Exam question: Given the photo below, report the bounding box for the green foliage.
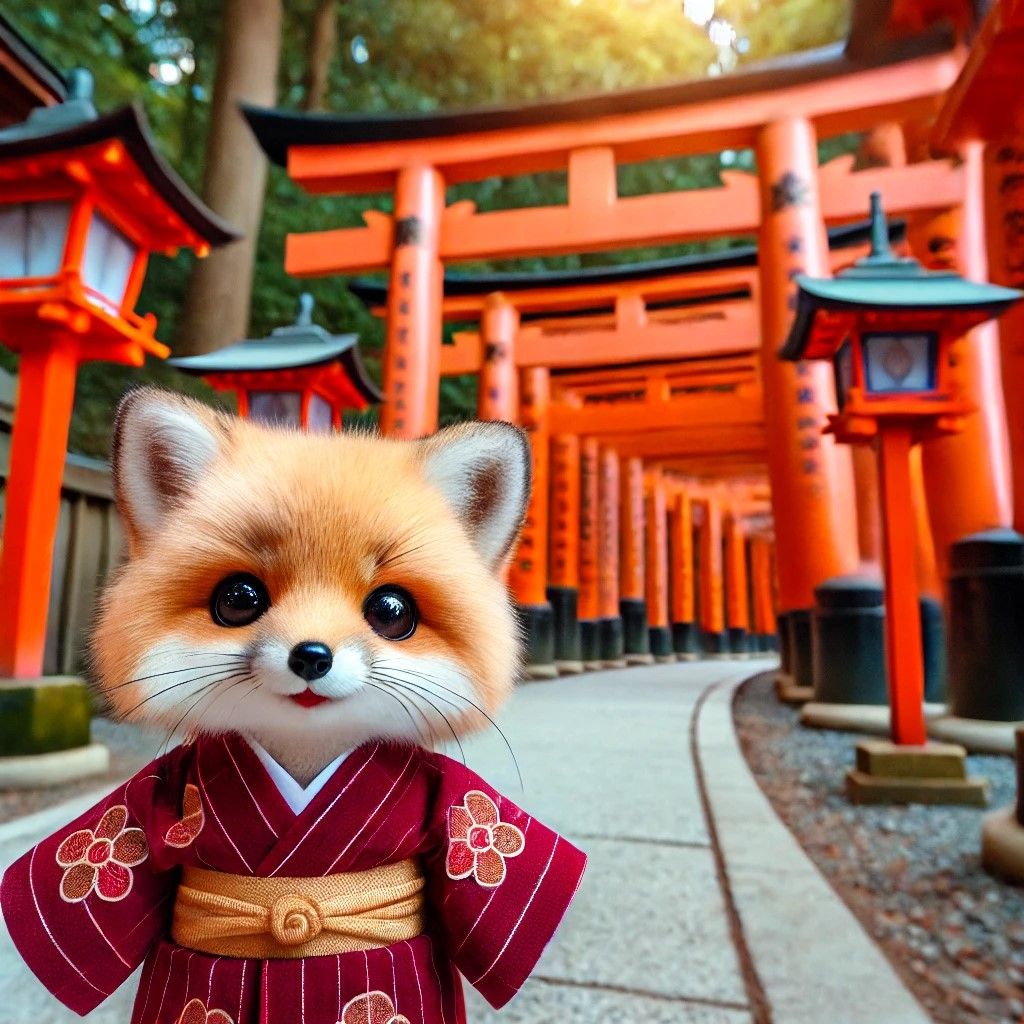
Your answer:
[3,0,852,454]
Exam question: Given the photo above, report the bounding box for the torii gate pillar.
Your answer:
[646,468,674,663]
[598,446,626,667]
[548,434,584,674]
[621,457,654,665]
[697,495,727,656]
[750,535,778,652]
[508,367,557,679]
[909,142,1014,574]
[477,293,519,421]
[724,511,751,655]
[756,117,859,686]
[382,165,444,438]
[579,437,602,669]
[670,490,700,659]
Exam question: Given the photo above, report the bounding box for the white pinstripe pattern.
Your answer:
[27,847,107,998]
[137,943,162,1022]
[238,960,248,1024]
[321,750,416,874]
[381,819,419,864]
[154,948,179,1024]
[184,950,196,1005]
[84,900,132,969]
[301,957,306,1024]
[336,953,343,1020]
[124,891,173,941]
[428,936,448,1024]
[269,743,381,876]
[363,950,371,1000]
[196,750,252,873]
[471,835,561,986]
[207,956,221,1000]
[406,940,426,1024]
[386,944,398,1011]
[225,740,279,837]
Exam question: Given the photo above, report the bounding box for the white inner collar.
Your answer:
[247,739,352,815]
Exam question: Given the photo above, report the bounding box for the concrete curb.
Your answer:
[695,673,932,1024]
[928,714,1018,755]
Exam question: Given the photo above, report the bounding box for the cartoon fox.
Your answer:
[1,388,586,1024]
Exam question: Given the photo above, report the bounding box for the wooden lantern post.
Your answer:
[782,193,1020,804]
[170,293,381,430]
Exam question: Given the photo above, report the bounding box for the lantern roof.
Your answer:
[0,13,66,122]
[170,294,382,405]
[780,193,1022,361]
[0,69,237,250]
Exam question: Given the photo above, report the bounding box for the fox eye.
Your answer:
[211,574,270,627]
[363,586,418,641]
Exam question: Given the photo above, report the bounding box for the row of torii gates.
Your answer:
[243,3,1024,688]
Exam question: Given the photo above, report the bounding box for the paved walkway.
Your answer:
[0,660,931,1023]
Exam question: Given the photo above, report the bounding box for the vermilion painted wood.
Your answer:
[750,535,778,636]
[877,427,929,745]
[577,438,601,622]
[285,51,962,192]
[620,458,646,602]
[597,447,621,621]
[756,116,859,613]
[0,338,78,676]
[548,435,580,590]
[508,368,550,608]
[645,471,670,631]
[910,445,942,599]
[911,143,1014,579]
[697,495,726,637]
[477,294,519,422]
[670,491,696,626]
[724,512,751,633]
[380,165,444,438]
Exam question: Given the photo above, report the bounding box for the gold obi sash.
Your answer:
[171,860,425,959]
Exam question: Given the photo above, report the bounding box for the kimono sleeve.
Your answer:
[424,755,586,1009]
[0,749,188,1016]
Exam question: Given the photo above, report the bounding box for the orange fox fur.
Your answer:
[91,389,530,785]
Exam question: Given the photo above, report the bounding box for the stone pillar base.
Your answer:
[599,617,626,668]
[649,625,675,663]
[0,743,109,789]
[547,586,583,667]
[621,598,651,660]
[846,739,989,806]
[625,653,656,666]
[776,673,814,705]
[701,631,729,656]
[556,660,585,675]
[515,604,557,680]
[579,619,601,669]
[982,806,1024,882]
[672,621,700,657]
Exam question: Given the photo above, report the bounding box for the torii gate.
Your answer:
[245,10,1008,693]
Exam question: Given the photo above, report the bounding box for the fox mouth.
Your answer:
[289,689,331,709]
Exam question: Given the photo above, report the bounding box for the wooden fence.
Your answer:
[0,369,123,676]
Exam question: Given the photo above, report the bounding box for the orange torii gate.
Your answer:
[347,222,898,671]
[244,10,1009,689]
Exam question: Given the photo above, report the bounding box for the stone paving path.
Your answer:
[0,659,930,1023]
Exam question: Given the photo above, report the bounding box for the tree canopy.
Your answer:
[4,0,850,455]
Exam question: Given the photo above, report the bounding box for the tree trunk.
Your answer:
[303,0,337,112]
[176,0,283,355]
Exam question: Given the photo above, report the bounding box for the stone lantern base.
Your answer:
[0,676,109,788]
[846,738,988,806]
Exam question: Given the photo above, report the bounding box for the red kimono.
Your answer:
[1,737,586,1023]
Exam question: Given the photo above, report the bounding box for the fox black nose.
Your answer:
[288,642,333,682]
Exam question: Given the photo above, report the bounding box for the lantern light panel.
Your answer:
[862,332,937,395]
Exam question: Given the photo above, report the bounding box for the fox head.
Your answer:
[91,388,530,775]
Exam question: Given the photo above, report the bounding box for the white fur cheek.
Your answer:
[110,637,248,725]
[369,652,483,738]
[250,640,368,699]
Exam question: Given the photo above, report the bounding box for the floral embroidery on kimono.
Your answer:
[1,736,586,1023]
[164,783,204,848]
[55,804,148,903]
[446,790,525,887]
[339,990,411,1024]
[177,998,234,1024]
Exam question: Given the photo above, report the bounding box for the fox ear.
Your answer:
[112,388,226,549]
[418,421,532,569]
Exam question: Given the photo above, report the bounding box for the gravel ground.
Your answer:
[735,673,1024,1024]
[0,718,164,825]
